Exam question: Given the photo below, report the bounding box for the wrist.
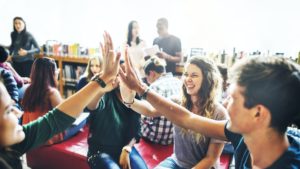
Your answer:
[99,75,110,85]
[139,87,150,100]
[122,145,132,153]
[136,84,147,96]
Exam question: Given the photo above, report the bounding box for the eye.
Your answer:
[4,106,13,115]
[183,73,188,77]
[191,74,198,78]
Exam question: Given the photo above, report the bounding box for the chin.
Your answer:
[16,131,26,144]
[227,121,241,133]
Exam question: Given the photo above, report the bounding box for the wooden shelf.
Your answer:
[36,55,89,97]
[36,54,184,97]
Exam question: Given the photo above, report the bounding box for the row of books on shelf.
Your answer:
[63,64,86,87]
[42,41,101,57]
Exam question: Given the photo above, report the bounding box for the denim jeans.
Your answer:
[88,147,147,169]
[155,157,186,169]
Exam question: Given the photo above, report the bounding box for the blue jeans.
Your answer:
[88,147,147,169]
[130,147,148,169]
[155,157,186,169]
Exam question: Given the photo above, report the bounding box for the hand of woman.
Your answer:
[119,48,144,94]
[18,48,28,56]
[99,31,121,84]
[119,146,131,169]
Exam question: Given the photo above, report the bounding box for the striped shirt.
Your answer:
[0,68,19,102]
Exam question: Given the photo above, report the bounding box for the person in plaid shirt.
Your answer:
[140,56,182,145]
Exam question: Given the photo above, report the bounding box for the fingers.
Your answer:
[124,47,132,73]
[119,68,126,81]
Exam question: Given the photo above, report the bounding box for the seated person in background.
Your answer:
[0,46,30,87]
[0,31,121,169]
[76,56,102,91]
[86,60,146,169]
[120,54,300,168]
[0,67,19,107]
[22,57,64,145]
[141,56,182,145]
[120,55,228,168]
[217,64,229,102]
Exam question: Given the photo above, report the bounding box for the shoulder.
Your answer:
[48,87,61,98]
[169,35,180,40]
[212,103,229,120]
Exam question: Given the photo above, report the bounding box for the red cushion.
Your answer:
[134,138,232,169]
[27,126,89,169]
[134,139,173,169]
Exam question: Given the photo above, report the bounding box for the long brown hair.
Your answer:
[181,56,222,141]
[22,57,58,112]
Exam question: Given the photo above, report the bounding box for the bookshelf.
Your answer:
[36,55,89,97]
[37,55,185,98]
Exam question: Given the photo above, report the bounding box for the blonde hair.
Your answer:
[84,56,102,81]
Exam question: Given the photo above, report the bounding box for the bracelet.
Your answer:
[139,87,150,100]
[123,99,134,108]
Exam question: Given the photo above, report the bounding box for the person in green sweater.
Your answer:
[86,60,147,169]
[0,32,120,169]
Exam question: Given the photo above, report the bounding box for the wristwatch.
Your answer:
[91,76,106,88]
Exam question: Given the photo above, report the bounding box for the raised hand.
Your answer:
[100,31,121,84]
[119,47,145,94]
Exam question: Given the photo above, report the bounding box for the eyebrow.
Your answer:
[4,101,14,112]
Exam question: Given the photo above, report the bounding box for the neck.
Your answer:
[244,129,289,168]
[132,36,137,42]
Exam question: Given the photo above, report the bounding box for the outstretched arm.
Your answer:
[119,49,227,141]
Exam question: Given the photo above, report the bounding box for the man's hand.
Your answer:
[156,51,168,59]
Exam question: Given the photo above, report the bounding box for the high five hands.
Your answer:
[119,47,146,96]
[99,31,121,91]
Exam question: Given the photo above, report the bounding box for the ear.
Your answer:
[253,104,271,127]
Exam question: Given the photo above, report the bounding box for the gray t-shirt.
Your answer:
[172,103,228,169]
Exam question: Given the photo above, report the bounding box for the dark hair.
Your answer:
[182,56,222,117]
[126,21,140,47]
[22,58,58,112]
[12,17,26,33]
[157,18,168,28]
[0,47,8,63]
[143,57,165,75]
[217,64,228,92]
[229,56,300,133]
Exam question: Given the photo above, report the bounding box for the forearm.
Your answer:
[26,48,40,55]
[57,79,107,118]
[138,87,227,140]
[165,52,182,63]
[130,99,160,117]
[86,90,105,110]
[192,157,216,169]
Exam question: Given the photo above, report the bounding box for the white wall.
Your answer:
[1,0,300,57]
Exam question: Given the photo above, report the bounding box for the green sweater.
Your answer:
[88,90,141,161]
